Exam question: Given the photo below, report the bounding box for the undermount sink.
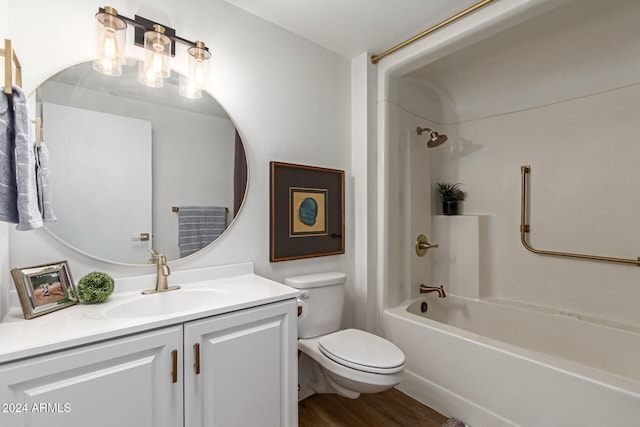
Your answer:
[100,288,226,319]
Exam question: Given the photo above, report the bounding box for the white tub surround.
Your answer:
[385,297,640,427]
[374,2,640,425]
[0,263,299,427]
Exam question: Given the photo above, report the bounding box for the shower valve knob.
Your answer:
[415,234,438,257]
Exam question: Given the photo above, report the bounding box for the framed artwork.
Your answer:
[270,162,345,262]
[11,261,79,319]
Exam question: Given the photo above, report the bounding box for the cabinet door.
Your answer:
[184,299,297,427]
[0,326,183,427]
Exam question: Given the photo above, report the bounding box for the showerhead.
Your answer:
[427,132,447,148]
[417,127,448,148]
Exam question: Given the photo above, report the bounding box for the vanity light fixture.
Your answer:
[93,6,211,95]
[179,41,211,99]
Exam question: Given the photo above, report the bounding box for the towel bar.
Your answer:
[172,206,228,212]
[0,39,22,95]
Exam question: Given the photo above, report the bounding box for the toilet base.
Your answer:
[298,335,403,400]
[309,358,361,399]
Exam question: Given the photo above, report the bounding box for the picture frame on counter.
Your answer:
[10,261,79,319]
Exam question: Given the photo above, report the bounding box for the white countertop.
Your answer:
[0,263,299,364]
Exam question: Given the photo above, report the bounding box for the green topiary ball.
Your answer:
[77,272,115,304]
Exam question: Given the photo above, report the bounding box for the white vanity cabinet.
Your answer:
[0,298,298,427]
[0,326,184,427]
[184,299,298,427]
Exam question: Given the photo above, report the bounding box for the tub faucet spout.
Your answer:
[420,284,446,298]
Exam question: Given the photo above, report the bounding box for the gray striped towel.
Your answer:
[178,206,227,257]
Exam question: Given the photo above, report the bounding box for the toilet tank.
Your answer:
[284,272,346,339]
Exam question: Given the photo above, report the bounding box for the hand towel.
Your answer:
[178,206,227,257]
[0,89,19,223]
[12,86,43,230]
[35,142,56,222]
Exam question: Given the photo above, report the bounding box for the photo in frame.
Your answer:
[270,162,345,262]
[11,261,79,319]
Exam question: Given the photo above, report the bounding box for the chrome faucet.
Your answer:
[142,249,181,294]
[419,284,446,298]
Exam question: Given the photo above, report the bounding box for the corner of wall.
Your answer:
[351,52,379,332]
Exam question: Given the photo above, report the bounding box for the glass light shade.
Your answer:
[186,41,211,89]
[138,25,171,87]
[138,60,164,88]
[179,74,201,99]
[93,7,126,76]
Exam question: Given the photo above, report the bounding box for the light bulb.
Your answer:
[193,59,206,88]
[152,51,164,74]
[99,31,118,72]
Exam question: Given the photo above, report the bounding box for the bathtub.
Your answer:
[383,296,640,427]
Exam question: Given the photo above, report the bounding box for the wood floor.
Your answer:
[298,388,448,427]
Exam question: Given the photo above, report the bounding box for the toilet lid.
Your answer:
[318,329,405,374]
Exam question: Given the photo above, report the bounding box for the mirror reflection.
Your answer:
[35,60,247,265]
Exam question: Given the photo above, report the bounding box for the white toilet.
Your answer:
[285,272,405,399]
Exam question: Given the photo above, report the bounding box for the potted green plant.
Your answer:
[436,182,466,215]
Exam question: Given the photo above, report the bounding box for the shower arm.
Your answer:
[520,165,640,267]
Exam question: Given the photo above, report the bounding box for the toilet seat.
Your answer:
[318,329,405,374]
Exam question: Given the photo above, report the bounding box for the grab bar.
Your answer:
[520,165,640,267]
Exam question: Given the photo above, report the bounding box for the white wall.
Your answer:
[2,0,352,318]
[394,0,640,326]
[350,53,378,331]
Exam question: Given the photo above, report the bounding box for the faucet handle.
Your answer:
[161,262,171,277]
[415,234,439,257]
[147,248,161,263]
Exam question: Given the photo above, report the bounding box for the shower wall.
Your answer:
[393,0,640,327]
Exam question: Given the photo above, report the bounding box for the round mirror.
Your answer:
[34,59,247,265]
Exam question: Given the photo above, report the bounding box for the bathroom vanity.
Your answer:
[0,263,299,427]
